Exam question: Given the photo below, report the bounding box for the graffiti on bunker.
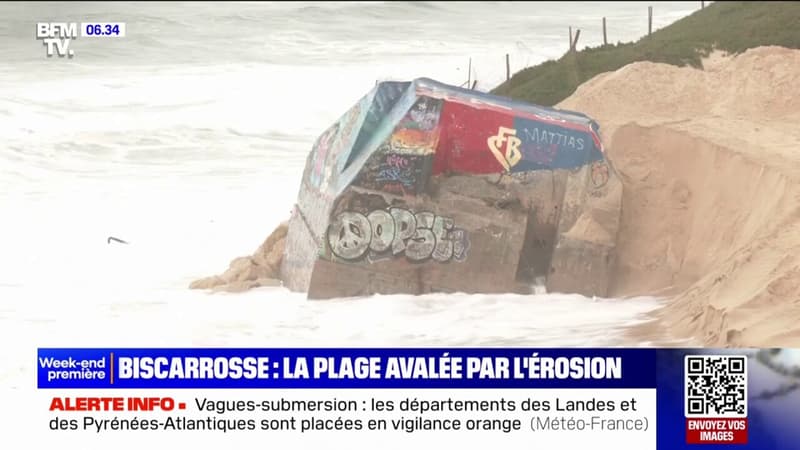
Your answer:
[308,123,340,190]
[487,126,523,171]
[326,207,470,263]
[432,99,603,175]
[401,96,442,132]
[381,97,443,155]
[355,152,429,195]
[344,81,410,170]
[591,160,610,188]
[307,100,364,191]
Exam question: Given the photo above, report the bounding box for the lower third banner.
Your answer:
[35,348,800,449]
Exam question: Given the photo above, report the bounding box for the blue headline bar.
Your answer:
[37,348,655,389]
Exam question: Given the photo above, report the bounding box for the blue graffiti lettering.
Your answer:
[375,167,415,188]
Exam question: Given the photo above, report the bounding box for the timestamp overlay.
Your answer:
[80,22,126,38]
[35,22,125,58]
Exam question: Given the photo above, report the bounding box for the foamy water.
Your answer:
[0,2,701,396]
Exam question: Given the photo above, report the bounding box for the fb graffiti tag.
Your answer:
[327,208,470,262]
[487,126,522,171]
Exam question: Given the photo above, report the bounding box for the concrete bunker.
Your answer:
[279,78,623,299]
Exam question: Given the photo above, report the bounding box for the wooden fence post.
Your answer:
[505,53,510,81]
[571,29,581,51]
[569,26,573,51]
[648,6,653,35]
[603,17,607,45]
[467,57,471,88]
[701,1,705,9]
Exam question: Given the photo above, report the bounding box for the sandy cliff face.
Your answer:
[558,46,800,347]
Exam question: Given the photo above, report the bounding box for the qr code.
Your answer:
[684,355,747,418]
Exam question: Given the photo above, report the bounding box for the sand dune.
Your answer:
[558,46,800,347]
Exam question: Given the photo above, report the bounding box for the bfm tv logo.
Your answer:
[36,22,77,57]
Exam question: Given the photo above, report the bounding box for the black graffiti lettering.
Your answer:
[390,208,416,255]
[451,229,470,262]
[367,210,394,252]
[431,216,454,262]
[407,212,436,261]
[327,208,469,262]
[327,212,371,260]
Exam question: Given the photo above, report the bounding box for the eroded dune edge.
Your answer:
[558,46,800,347]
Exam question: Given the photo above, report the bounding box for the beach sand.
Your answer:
[558,46,800,347]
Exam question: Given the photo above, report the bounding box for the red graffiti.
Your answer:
[432,101,509,175]
[591,161,610,188]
